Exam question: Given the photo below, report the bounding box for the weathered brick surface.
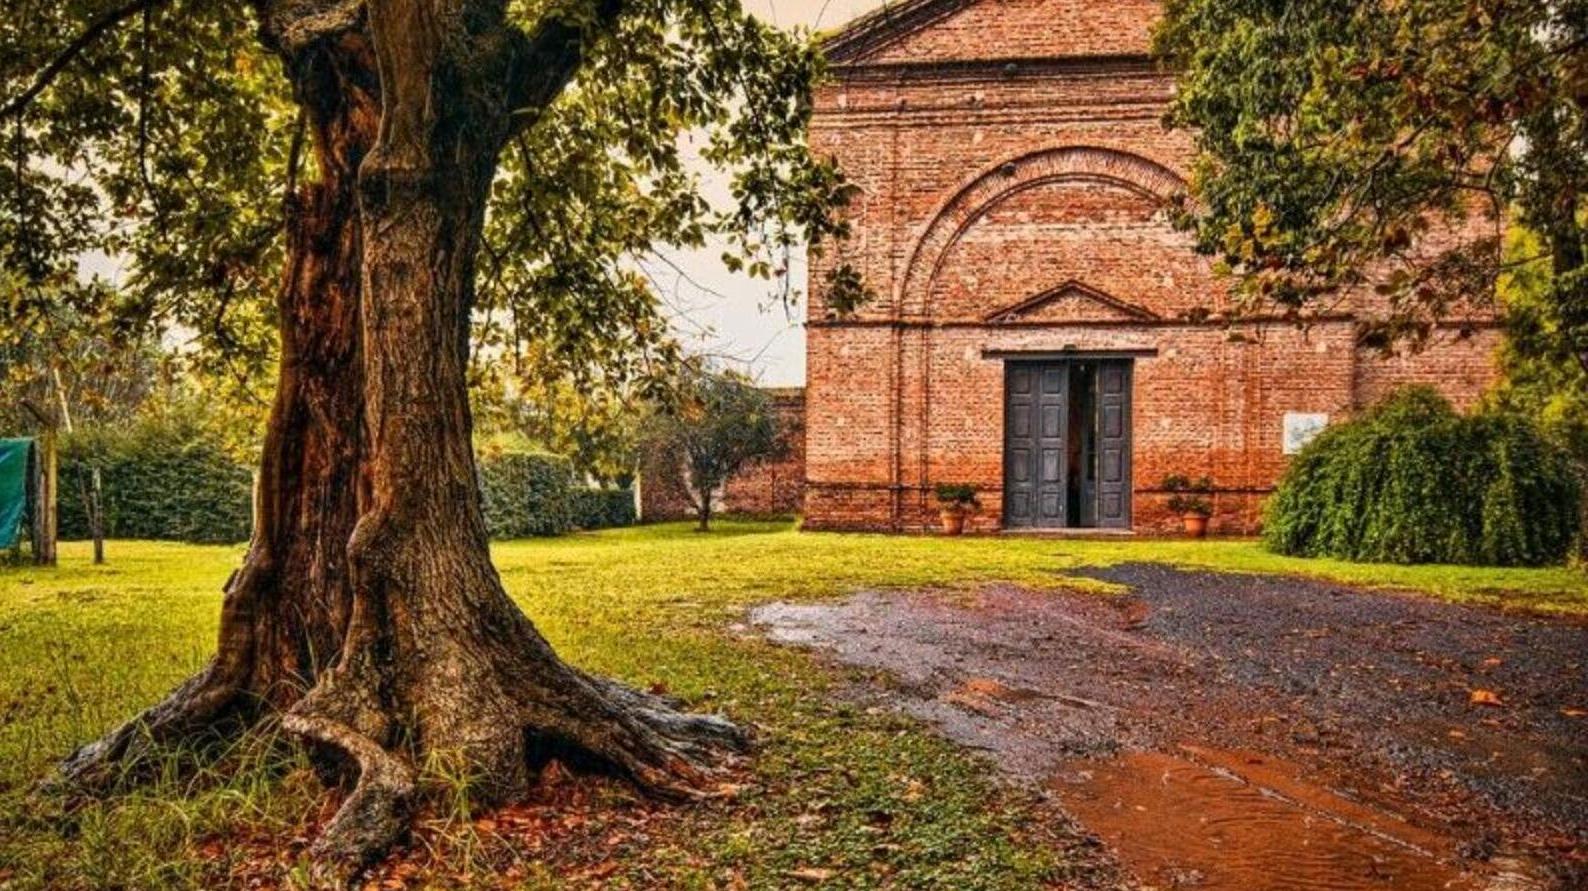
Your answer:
[804,0,1500,534]
[836,0,1159,64]
[639,389,806,521]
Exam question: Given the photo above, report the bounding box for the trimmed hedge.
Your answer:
[570,488,636,530]
[1264,388,1580,566]
[55,422,604,543]
[477,450,574,538]
[58,421,253,544]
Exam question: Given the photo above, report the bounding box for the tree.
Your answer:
[3,0,859,881]
[646,367,783,531]
[1492,227,1588,460]
[1155,0,1587,370]
[472,339,649,487]
[0,278,163,564]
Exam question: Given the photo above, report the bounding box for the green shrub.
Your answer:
[569,488,636,530]
[58,418,253,544]
[477,450,574,538]
[934,483,980,508]
[1264,388,1580,566]
[1162,475,1215,517]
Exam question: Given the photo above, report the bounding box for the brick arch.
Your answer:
[898,146,1188,318]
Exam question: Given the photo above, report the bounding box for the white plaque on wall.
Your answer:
[1283,412,1330,455]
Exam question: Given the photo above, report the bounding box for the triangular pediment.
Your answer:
[823,0,965,63]
[823,0,1159,66]
[985,281,1161,324]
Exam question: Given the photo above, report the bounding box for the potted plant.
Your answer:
[1162,475,1215,538]
[934,483,980,535]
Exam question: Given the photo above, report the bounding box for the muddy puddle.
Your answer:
[1053,746,1500,891]
[749,565,1586,889]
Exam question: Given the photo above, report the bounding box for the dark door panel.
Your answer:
[1096,361,1132,528]
[1003,365,1038,527]
[1004,362,1068,528]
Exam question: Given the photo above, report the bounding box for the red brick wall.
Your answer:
[640,389,806,522]
[803,0,1501,535]
[850,0,1160,65]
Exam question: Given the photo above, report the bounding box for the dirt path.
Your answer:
[751,564,1588,890]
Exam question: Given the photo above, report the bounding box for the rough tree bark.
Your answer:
[55,9,378,792]
[52,0,746,883]
[694,486,714,532]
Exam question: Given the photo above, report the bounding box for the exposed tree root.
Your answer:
[49,643,750,889]
[46,566,274,796]
[574,673,751,795]
[49,665,246,795]
[48,545,747,891]
[268,672,748,885]
[283,709,416,888]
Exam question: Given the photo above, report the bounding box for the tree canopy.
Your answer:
[1156,0,1587,367]
[643,365,783,530]
[3,0,860,404]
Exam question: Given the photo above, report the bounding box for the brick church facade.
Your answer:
[801,0,1500,534]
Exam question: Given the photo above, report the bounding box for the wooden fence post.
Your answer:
[34,431,57,566]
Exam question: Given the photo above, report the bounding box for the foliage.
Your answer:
[0,284,163,437]
[1490,226,1588,461]
[3,0,865,431]
[933,483,980,510]
[56,411,252,544]
[473,348,646,487]
[642,367,783,530]
[569,487,636,531]
[1265,388,1580,566]
[1162,475,1214,517]
[475,447,575,539]
[2,3,292,381]
[1156,0,1588,366]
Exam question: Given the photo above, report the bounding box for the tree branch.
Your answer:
[0,0,170,120]
[507,0,626,135]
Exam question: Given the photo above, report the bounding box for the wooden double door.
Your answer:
[1003,359,1132,529]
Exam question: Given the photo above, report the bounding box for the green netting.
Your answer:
[0,439,31,548]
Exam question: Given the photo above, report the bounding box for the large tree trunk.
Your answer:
[53,2,744,884]
[54,26,378,787]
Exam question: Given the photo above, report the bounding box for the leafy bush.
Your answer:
[934,483,980,509]
[58,417,253,544]
[477,450,574,538]
[569,488,636,530]
[1162,475,1214,517]
[1264,388,1580,566]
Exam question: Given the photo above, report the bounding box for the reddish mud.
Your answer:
[1055,747,1483,891]
[750,563,1587,890]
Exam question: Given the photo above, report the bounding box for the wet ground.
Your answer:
[750,564,1588,890]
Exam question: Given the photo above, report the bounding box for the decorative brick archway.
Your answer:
[898,146,1187,319]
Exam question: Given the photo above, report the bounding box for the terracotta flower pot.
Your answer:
[940,507,968,536]
[1182,513,1209,538]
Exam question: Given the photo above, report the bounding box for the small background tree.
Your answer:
[645,368,783,531]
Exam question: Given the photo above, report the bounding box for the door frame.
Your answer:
[1000,356,1134,530]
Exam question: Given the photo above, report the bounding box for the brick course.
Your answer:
[804,0,1500,534]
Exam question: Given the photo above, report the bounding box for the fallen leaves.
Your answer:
[1469,689,1504,707]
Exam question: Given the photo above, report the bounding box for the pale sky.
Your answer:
[666,0,888,386]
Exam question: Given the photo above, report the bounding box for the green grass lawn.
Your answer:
[1,521,1582,889]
